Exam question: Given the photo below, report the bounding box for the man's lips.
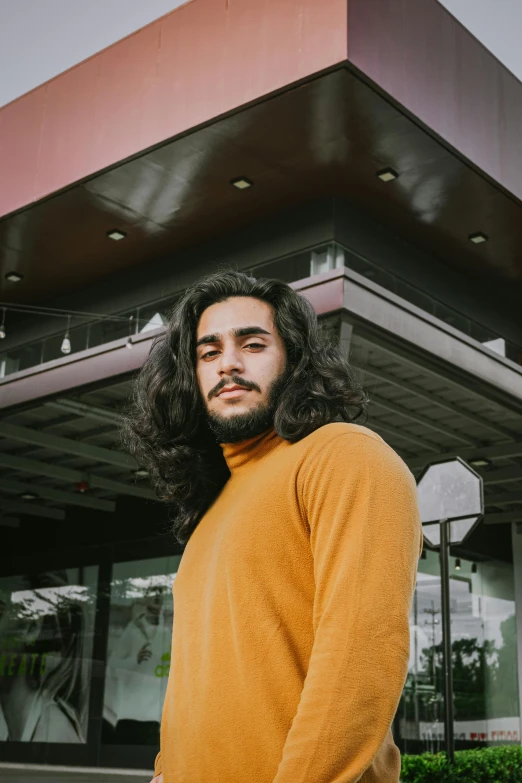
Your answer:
[217,386,250,399]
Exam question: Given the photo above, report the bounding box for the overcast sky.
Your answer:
[0,0,521,108]
[438,0,522,82]
[0,0,186,107]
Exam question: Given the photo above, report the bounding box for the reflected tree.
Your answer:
[418,618,519,721]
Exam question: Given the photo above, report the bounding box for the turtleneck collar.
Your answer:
[221,427,284,476]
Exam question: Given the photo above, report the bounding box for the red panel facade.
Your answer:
[347,0,522,203]
[0,0,348,219]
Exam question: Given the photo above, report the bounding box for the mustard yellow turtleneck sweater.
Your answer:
[155,422,422,783]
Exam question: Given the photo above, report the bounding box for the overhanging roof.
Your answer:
[1,0,522,305]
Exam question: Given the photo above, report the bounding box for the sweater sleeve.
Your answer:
[154,750,162,777]
[272,432,422,783]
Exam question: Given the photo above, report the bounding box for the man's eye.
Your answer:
[201,343,265,359]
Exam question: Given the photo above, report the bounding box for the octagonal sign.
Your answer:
[417,457,484,547]
[421,516,482,547]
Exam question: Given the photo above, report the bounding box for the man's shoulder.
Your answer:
[300,421,386,452]
[296,422,413,481]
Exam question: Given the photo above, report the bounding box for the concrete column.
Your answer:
[339,316,354,358]
[511,523,522,744]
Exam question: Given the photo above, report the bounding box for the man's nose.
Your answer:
[219,345,245,375]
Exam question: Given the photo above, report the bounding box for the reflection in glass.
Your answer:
[102,556,181,746]
[397,552,521,753]
[0,567,98,743]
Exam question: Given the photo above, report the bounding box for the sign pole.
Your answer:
[439,518,455,762]
[417,457,484,763]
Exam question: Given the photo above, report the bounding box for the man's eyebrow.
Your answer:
[196,326,271,348]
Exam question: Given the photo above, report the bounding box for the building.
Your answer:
[0,0,521,775]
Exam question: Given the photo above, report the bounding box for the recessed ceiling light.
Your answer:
[19,492,38,501]
[468,458,492,470]
[107,229,127,241]
[231,177,253,190]
[376,167,399,182]
[133,468,149,479]
[468,232,488,244]
[5,271,24,283]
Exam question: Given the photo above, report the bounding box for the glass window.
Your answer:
[0,566,98,743]
[459,559,520,745]
[397,550,520,753]
[102,556,181,746]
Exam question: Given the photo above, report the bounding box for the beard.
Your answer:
[206,366,291,444]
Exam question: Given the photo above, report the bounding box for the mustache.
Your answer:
[209,375,261,400]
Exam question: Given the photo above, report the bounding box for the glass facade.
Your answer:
[398,551,520,753]
[0,566,98,743]
[0,540,518,765]
[102,556,180,747]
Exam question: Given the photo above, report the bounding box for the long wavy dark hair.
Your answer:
[122,268,369,546]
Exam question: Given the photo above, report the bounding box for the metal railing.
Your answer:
[1,242,520,379]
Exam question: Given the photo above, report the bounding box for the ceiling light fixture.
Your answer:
[107,229,127,241]
[468,232,488,244]
[376,167,399,182]
[231,177,253,190]
[133,468,149,479]
[0,308,5,339]
[61,316,72,355]
[20,492,38,501]
[468,458,492,470]
[455,558,461,571]
[5,271,24,283]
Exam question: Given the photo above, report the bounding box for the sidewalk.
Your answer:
[0,764,151,783]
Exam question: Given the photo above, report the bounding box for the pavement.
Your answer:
[0,764,152,783]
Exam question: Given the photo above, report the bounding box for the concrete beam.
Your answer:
[407,441,522,472]
[0,478,115,513]
[0,330,158,412]
[370,391,475,446]
[0,422,135,469]
[1,499,65,521]
[45,399,123,425]
[485,510,522,525]
[0,453,155,501]
[485,490,522,507]
[337,270,522,406]
[359,360,517,441]
[369,419,440,452]
[482,466,522,485]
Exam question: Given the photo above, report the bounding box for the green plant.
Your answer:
[401,746,522,782]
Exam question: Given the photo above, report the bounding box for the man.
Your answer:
[104,585,168,745]
[123,269,422,783]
